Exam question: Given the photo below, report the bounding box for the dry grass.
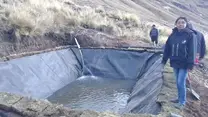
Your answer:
[0,0,206,45]
[0,0,158,41]
[1,0,173,57]
[157,27,171,44]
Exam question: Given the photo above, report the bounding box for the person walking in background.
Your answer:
[161,17,196,109]
[149,24,159,47]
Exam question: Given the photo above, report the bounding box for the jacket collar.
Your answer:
[172,27,193,34]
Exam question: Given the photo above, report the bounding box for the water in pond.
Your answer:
[47,76,136,113]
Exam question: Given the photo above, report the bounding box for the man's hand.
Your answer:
[198,59,205,68]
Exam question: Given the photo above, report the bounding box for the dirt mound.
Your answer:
[0,27,149,58]
[184,63,208,117]
[185,88,208,117]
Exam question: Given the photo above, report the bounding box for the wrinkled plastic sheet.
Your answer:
[124,57,163,114]
[76,48,163,114]
[0,47,163,114]
[0,49,81,98]
[72,48,155,80]
[0,109,23,117]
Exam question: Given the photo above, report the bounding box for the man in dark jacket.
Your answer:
[186,23,206,61]
[149,25,159,46]
[186,23,206,89]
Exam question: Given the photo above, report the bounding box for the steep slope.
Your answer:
[1,0,208,58]
[73,0,208,31]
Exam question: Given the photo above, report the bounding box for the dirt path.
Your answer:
[184,61,208,117]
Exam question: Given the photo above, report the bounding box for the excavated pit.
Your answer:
[0,47,163,115]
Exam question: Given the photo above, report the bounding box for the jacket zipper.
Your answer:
[172,44,175,56]
[185,45,187,57]
[176,44,179,56]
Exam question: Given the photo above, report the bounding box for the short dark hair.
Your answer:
[175,17,188,25]
[152,24,155,27]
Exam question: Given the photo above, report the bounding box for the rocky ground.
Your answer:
[184,60,208,117]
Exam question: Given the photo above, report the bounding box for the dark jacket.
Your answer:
[186,23,206,59]
[149,28,159,37]
[191,30,206,59]
[162,28,196,69]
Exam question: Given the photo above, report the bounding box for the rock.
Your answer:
[170,113,182,117]
[0,92,22,111]
[12,97,50,117]
[42,104,64,116]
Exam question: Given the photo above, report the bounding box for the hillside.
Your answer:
[0,0,208,57]
[0,1,208,116]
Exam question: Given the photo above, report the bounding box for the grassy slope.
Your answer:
[0,0,173,45]
[1,0,207,52]
[0,0,155,39]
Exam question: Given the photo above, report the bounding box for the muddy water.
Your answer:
[47,76,136,113]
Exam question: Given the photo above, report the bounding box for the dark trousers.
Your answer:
[151,36,158,44]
